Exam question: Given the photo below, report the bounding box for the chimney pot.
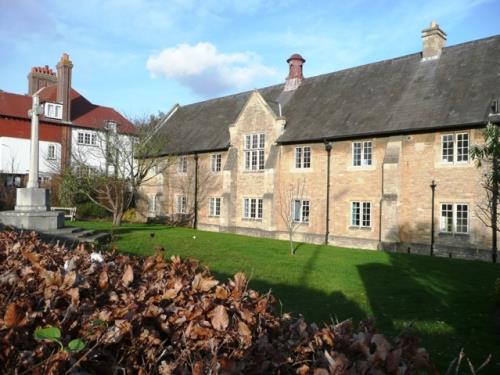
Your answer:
[421,21,447,60]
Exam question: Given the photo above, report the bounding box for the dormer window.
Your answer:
[44,102,63,119]
[106,121,117,133]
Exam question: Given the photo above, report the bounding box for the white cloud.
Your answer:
[146,42,276,96]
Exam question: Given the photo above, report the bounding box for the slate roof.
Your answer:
[157,35,500,155]
[0,88,135,134]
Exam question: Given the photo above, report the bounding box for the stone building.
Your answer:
[139,23,500,260]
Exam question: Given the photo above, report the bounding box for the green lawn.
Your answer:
[70,220,500,372]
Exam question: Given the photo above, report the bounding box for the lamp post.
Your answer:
[430,180,437,256]
[324,141,332,244]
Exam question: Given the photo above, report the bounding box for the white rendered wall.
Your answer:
[0,137,61,175]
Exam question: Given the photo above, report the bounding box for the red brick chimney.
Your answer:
[56,53,73,122]
[27,65,57,95]
[284,53,305,91]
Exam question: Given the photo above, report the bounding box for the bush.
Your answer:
[122,208,139,223]
[76,202,110,219]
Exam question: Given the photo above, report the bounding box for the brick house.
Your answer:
[139,23,500,260]
[0,53,135,188]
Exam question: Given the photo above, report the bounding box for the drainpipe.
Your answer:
[430,180,437,256]
[193,153,199,229]
[324,141,332,244]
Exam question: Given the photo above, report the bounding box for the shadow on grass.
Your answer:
[358,253,500,373]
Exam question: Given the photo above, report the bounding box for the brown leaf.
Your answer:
[67,287,80,305]
[122,264,134,287]
[192,273,218,292]
[215,286,229,300]
[192,361,203,375]
[4,303,23,328]
[99,270,109,289]
[296,364,310,375]
[62,270,77,288]
[210,305,229,331]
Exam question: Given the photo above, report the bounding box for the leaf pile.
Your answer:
[0,231,435,374]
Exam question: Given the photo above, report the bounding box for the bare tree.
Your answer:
[278,178,307,255]
[470,121,500,263]
[61,113,172,226]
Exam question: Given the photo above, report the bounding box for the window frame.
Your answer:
[44,102,63,120]
[47,144,56,160]
[209,197,221,217]
[292,199,310,223]
[211,153,222,172]
[441,132,469,164]
[440,203,469,234]
[243,197,263,220]
[77,130,98,146]
[352,141,372,167]
[351,201,371,228]
[294,146,311,169]
[175,195,187,214]
[244,133,265,171]
[177,156,188,174]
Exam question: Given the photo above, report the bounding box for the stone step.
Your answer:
[82,232,111,243]
[45,227,83,235]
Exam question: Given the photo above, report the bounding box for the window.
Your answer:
[351,201,371,227]
[243,198,263,219]
[211,154,222,172]
[209,197,221,217]
[293,199,310,223]
[244,134,265,171]
[295,146,311,168]
[352,141,372,166]
[176,195,187,214]
[440,203,469,234]
[47,144,56,160]
[149,195,157,214]
[77,131,97,146]
[177,156,187,173]
[44,102,63,119]
[441,133,469,163]
[106,121,117,133]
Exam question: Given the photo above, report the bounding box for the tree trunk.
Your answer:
[112,210,123,227]
[289,232,295,255]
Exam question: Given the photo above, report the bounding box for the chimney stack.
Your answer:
[27,65,57,95]
[421,21,447,60]
[284,53,305,91]
[56,53,73,122]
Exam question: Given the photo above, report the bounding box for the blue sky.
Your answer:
[1,0,500,119]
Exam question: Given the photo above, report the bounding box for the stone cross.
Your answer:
[27,89,43,188]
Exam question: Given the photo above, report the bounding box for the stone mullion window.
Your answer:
[352,141,372,166]
[209,197,221,216]
[176,195,187,214]
[211,154,222,172]
[293,199,310,223]
[244,134,265,171]
[243,198,263,219]
[440,203,469,234]
[295,146,311,168]
[351,201,371,227]
[441,133,469,164]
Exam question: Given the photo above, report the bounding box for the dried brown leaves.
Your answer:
[0,231,436,374]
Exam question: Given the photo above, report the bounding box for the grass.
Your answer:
[70,220,500,372]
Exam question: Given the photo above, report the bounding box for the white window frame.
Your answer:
[441,132,469,164]
[149,194,157,214]
[352,141,372,167]
[292,199,310,223]
[77,130,98,146]
[211,154,222,172]
[47,144,56,160]
[243,198,263,219]
[209,197,221,217]
[244,134,265,171]
[295,146,311,169]
[351,201,371,228]
[440,203,469,234]
[176,195,187,214]
[177,156,187,174]
[44,102,63,120]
